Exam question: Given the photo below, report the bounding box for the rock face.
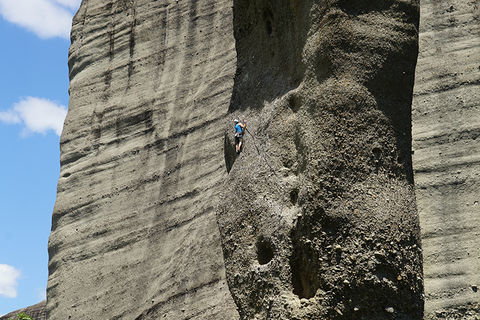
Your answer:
[0,301,46,320]
[47,0,239,319]
[48,0,423,319]
[412,0,480,318]
[218,0,423,319]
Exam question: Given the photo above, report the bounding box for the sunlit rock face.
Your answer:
[47,0,239,319]
[413,0,480,318]
[47,0,424,319]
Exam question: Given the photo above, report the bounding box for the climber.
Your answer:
[233,119,246,154]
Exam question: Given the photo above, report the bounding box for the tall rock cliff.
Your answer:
[218,0,423,319]
[412,0,480,318]
[47,0,239,319]
[48,0,423,319]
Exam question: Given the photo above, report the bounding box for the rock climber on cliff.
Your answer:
[234,119,246,154]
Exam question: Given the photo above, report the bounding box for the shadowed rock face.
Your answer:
[413,0,480,318]
[47,0,423,319]
[218,0,423,319]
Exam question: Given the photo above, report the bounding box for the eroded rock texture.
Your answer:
[413,0,480,318]
[47,0,239,319]
[48,0,424,319]
[218,0,423,319]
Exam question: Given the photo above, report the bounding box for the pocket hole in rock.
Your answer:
[257,237,274,265]
[290,247,319,299]
[288,94,302,113]
[290,188,299,205]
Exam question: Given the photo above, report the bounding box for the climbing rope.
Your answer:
[244,126,278,177]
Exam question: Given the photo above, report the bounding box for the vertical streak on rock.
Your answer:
[152,4,168,91]
[218,0,423,319]
[127,3,136,83]
[104,1,115,101]
[47,0,239,319]
[413,0,480,318]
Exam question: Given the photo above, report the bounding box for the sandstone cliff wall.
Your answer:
[412,0,480,318]
[47,0,239,319]
[47,0,423,319]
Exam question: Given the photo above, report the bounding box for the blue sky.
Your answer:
[0,0,80,315]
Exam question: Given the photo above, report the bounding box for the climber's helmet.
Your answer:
[234,119,239,123]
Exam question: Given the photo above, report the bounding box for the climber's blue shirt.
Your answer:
[235,123,243,134]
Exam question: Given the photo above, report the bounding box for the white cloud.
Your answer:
[0,111,20,124]
[53,0,82,10]
[0,0,81,39]
[0,265,21,298]
[0,97,67,136]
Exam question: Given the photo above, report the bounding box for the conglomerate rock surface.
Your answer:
[47,0,424,319]
[412,0,480,318]
[218,0,423,319]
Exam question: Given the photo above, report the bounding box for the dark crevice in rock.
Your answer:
[256,237,274,265]
[289,188,299,205]
[224,132,237,173]
[293,130,307,174]
[289,208,328,300]
[290,243,319,299]
[287,93,302,113]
